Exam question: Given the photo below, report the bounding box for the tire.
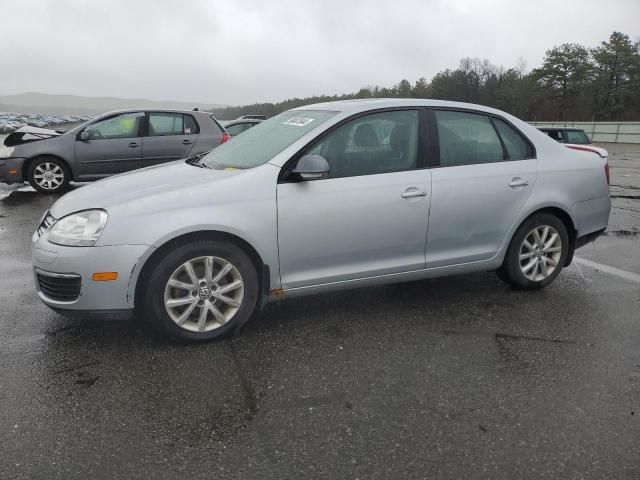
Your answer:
[28,156,71,193]
[497,213,569,290]
[140,240,259,341]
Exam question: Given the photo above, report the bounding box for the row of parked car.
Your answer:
[0,110,605,195]
[0,110,265,193]
[1,99,611,341]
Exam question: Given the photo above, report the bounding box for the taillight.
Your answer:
[567,145,596,154]
[604,162,610,185]
[566,145,606,158]
[221,132,230,144]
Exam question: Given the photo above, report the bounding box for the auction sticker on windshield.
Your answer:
[283,117,315,127]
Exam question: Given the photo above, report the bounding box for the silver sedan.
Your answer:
[32,99,611,341]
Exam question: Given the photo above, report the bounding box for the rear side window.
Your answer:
[183,115,199,135]
[148,113,199,136]
[435,110,503,167]
[493,118,533,160]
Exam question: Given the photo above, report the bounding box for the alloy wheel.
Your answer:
[33,162,65,190]
[519,225,563,282]
[163,256,245,332]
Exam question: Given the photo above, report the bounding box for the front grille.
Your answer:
[36,210,56,238]
[37,272,81,302]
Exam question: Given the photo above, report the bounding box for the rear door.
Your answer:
[426,109,537,268]
[142,112,200,166]
[75,112,144,177]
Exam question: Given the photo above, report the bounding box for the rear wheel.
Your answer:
[28,157,70,193]
[141,240,259,341]
[497,213,569,290]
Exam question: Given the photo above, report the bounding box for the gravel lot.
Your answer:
[1,144,639,479]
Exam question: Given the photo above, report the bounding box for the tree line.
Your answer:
[211,32,640,122]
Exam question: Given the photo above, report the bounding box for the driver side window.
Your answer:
[86,112,144,140]
[305,110,419,179]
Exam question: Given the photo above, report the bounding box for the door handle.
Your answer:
[401,189,427,199]
[509,177,529,188]
[128,142,138,148]
[182,140,193,145]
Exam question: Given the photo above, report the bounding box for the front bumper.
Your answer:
[0,157,26,184]
[32,236,152,313]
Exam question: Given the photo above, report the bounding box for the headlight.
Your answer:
[0,145,15,158]
[48,210,108,247]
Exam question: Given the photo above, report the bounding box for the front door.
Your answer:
[142,112,199,166]
[277,109,431,289]
[426,110,538,268]
[75,112,144,178]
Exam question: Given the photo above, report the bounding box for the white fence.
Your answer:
[529,122,640,144]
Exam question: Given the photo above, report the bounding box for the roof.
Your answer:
[537,127,585,131]
[293,98,510,116]
[95,108,209,118]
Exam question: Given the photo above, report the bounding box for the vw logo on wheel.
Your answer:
[198,287,212,299]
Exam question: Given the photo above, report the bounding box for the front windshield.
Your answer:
[201,110,336,170]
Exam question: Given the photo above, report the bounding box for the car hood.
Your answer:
[4,126,63,147]
[50,161,246,219]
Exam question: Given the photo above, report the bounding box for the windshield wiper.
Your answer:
[186,153,210,168]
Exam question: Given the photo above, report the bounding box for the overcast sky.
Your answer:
[1,0,638,106]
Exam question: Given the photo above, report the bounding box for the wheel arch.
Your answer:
[506,205,578,267]
[133,230,270,311]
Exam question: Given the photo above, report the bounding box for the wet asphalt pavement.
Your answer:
[1,144,639,479]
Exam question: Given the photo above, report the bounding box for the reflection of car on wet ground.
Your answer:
[220,118,263,137]
[32,99,611,342]
[0,109,228,193]
[538,127,608,158]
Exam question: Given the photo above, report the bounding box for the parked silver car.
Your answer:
[32,99,611,341]
[220,118,263,137]
[0,109,227,193]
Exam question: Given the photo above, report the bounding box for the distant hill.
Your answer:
[0,92,227,115]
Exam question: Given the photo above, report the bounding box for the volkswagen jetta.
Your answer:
[32,99,611,341]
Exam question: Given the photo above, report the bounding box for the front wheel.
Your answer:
[141,240,259,341]
[497,213,569,290]
[28,157,71,193]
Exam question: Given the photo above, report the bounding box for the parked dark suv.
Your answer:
[537,126,608,158]
[538,127,591,145]
[0,109,228,193]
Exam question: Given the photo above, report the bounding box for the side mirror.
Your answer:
[79,130,90,141]
[291,155,330,181]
